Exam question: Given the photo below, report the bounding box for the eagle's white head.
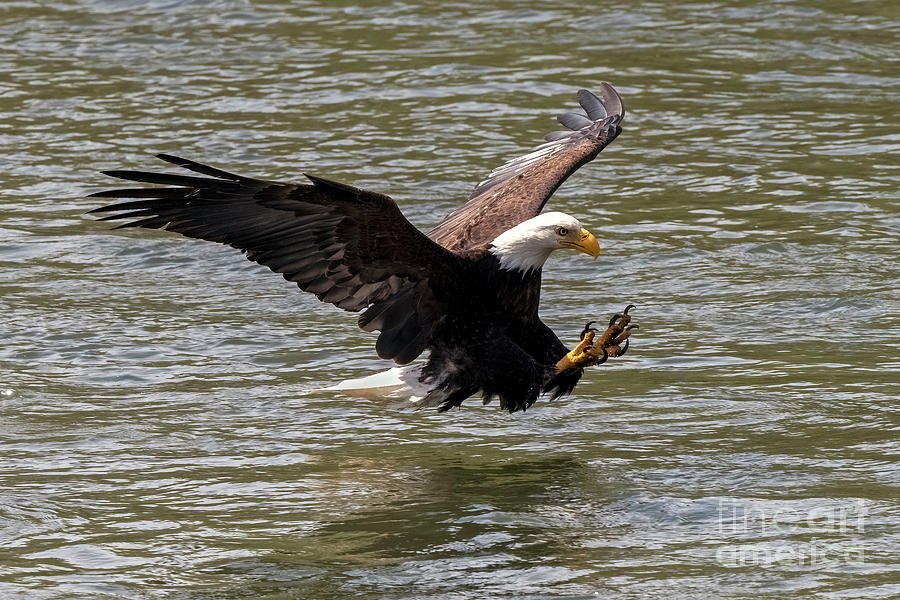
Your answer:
[489,211,601,273]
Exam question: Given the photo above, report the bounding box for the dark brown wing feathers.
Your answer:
[89,154,460,363]
[428,82,625,253]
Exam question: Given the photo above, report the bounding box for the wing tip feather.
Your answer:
[433,83,628,245]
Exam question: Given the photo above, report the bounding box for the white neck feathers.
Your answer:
[488,213,578,273]
[490,232,554,272]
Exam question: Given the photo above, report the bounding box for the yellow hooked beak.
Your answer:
[561,228,601,259]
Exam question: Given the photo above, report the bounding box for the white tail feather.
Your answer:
[318,365,449,408]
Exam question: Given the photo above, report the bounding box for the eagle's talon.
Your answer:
[583,305,638,365]
[580,320,598,340]
[599,313,629,346]
[610,324,636,347]
[555,305,637,374]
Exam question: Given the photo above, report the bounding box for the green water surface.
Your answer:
[1,1,898,598]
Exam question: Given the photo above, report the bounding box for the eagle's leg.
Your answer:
[555,305,637,374]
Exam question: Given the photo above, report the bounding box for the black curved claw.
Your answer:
[595,346,609,366]
[608,313,622,328]
[624,304,636,315]
[618,338,630,357]
[580,320,598,340]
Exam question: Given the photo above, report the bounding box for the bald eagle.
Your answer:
[90,83,636,412]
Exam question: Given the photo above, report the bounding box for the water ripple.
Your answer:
[2,0,899,598]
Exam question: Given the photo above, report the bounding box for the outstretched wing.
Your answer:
[429,83,625,253]
[90,154,461,363]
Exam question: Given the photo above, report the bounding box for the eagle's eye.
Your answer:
[556,226,569,237]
